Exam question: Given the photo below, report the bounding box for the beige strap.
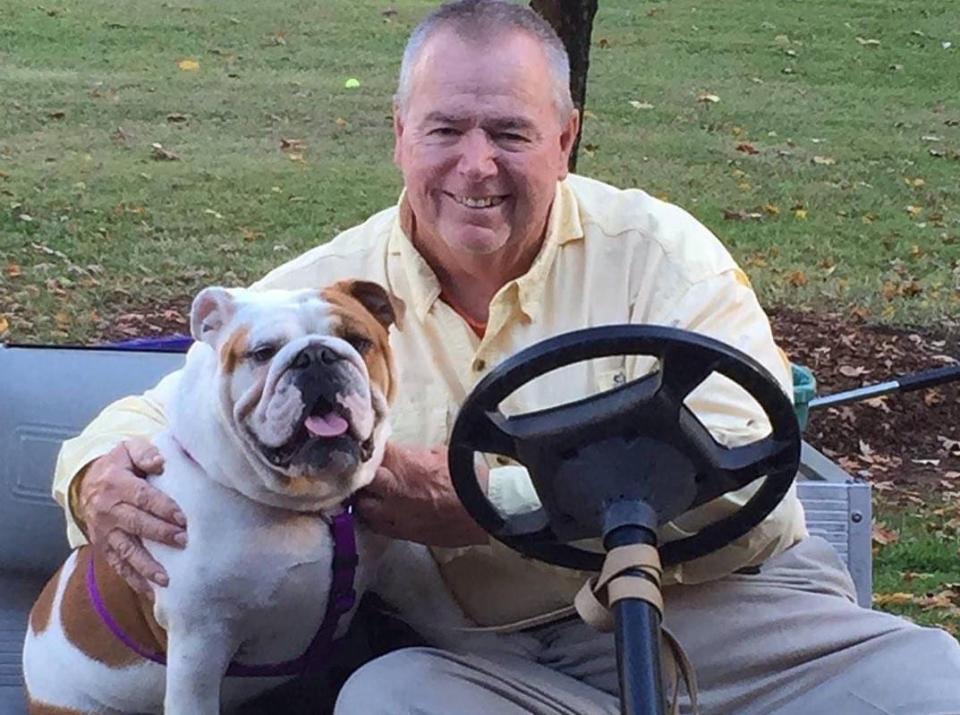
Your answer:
[574,544,700,715]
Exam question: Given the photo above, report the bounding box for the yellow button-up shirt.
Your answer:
[54,174,806,627]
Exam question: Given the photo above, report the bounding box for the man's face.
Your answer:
[393,30,579,258]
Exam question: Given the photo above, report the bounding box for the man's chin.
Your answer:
[442,226,510,255]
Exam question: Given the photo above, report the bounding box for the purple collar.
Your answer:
[87,504,358,678]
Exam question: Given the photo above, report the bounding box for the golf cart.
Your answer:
[6,320,943,713]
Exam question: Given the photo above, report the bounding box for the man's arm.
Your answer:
[53,368,187,593]
[642,266,806,582]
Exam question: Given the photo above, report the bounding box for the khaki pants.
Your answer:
[334,537,960,714]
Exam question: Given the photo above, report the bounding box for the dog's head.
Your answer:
[186,280,401,506]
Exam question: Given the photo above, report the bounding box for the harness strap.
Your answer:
[87,503,358,678]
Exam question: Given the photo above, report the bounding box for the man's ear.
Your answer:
[392,107,405,168]
[557,108,581,180]
[190,287,237,346]
[338,279,405,331]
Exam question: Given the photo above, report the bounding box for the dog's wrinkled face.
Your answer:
[189,280,399,502]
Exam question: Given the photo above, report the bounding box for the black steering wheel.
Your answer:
[448,325,801,571]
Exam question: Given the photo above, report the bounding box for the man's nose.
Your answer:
[457,129,498,180]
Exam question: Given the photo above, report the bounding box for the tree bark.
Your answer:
[530,0,599,172]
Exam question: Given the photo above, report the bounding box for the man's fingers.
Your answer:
[105,530,169,588]
[128,478,187,528]
[112,503,187,548]
[124,438,165,476]
[102,548,154,597]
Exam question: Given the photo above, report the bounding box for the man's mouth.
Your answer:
[446,192,507,209]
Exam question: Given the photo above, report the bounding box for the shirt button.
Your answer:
[473,358,486,372]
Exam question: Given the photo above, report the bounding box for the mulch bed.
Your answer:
[770,309,960,498]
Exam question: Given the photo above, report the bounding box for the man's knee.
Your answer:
[334,647,448,713]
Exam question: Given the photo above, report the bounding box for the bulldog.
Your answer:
[22,280,483,715]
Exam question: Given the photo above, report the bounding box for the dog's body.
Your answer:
[23,282,484,715]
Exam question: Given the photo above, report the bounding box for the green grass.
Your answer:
[2,0,959,342]
[873,499,960,636]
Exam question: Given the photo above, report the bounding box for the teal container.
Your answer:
[791,363,817,432]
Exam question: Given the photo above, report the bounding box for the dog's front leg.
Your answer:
[163,621,234,715]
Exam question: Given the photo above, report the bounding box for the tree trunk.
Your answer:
[530,0,599,172]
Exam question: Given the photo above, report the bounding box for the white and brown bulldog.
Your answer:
[21,280,465,714]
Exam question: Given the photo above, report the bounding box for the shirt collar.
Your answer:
[386,179,585,323]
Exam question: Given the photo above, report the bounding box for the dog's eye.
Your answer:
[344,334,372,354]
[248,344,278,364]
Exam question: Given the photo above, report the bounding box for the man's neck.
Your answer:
[420,239,541,324]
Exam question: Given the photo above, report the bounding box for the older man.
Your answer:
[54,1,960,713]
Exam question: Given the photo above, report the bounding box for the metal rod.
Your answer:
[809,363,960,411]
[605,522,665,715]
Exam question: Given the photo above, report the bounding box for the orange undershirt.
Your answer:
[440,291,487,338]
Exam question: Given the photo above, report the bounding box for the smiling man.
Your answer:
[53,1,960,713]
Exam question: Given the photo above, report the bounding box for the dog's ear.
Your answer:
[340,280,405,331]
[190,287,237,346]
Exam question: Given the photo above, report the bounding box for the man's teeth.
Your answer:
[453,195,504,209]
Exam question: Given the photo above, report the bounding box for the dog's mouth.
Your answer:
[263,395,374,471]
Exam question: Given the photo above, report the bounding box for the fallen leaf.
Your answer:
[166,112,189,123]
[736,142,760,155]
[344,78,361,88]
[48,110,65,120]
[839,365,869,377]
[794,208,808,220]
[722,208,762,221]
[812,155,836,165]
[6,263,23,278]
[763,203,780,216]
[873,593,915,607]
[697,93,720,104]
[629,100,655,110]
[856,37,881,47]
[787,270,808,287]
[280,137,306,152]
[0,315,8,333]
[177,59,200,71]
[872,522,900,546]
[150,143,181,161]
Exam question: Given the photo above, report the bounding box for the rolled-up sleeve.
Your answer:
[53,369,180,547]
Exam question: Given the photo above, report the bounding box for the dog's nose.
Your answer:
[292,346,338,369]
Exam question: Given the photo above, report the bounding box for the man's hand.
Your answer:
[75,438,187,595]
[355,443,489,547]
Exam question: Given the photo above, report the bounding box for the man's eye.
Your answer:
[430,127,460,137]
[345,334,372,354]
[248,345,278,364]
[497,132,528,142]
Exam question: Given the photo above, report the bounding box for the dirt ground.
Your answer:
[95,302,960,494]
[769,309,960,497]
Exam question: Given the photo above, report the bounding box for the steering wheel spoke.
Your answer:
[660,346,720,401]
[710,435,798,493]
[464,409,521,460]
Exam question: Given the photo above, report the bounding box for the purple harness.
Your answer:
[87,506,358,678]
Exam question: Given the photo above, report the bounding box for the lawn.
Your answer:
[1,0,959,633]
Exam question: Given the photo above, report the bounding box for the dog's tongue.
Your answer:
[305,412,349,438]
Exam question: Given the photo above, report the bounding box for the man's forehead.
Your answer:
[423,110,537,130]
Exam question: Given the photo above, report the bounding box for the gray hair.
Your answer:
[394,0,575,121]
